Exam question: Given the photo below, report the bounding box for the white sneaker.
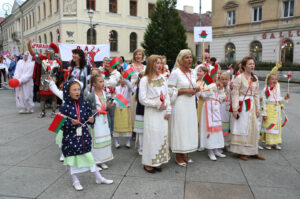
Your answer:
[265,146,272,150]
[215,151,226,158]
[19,109,26,114]
[208,153,217,161]
[258,145,264,150]
[138,149,143,156]
[126,139,131,148]
[198,147,205,152]
[96,177,113,184]
[100,163,108,169]
[114,142,120,149]
[73,181,83,191]
[275,145,282,150]
[59,154,64,162]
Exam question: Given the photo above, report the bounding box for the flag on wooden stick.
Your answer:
[48,113,67,134]
[114,94,129,108]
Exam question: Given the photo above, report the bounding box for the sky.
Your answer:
[0,0,212,18]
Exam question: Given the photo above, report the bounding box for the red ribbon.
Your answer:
[63,69,71,81]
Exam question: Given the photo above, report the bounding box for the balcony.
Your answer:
[12,31,21,42]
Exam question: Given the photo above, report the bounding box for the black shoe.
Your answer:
[144,166,156,173]
[154,167,162,172]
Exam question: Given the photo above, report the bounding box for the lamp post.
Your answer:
[87,9,94,44]
[2,3,13,18]
[196,0,202,61]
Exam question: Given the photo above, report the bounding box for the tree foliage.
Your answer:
[142,0,188,69]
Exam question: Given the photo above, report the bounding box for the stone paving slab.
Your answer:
[0,166,65,198]
[251,186,300,199]
[112,176,184,199]
[185,181,254,199]
[37,173,122,199]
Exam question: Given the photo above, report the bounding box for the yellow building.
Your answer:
[0,0,157,60]
[211,0,300,64]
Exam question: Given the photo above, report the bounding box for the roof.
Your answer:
[178,10,211,32]
[0,18,4,23]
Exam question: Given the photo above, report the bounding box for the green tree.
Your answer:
[142,0,188,70]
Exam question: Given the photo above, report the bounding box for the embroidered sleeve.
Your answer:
[167,70,178,103]
[231,76,242,112]
[139,77,161,108]
[254,80,260,111]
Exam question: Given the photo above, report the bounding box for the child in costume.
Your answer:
[134,72,145,155]
[60,80,113,191]
[199,69,226,161]
[86,74,113,170]
[196,66,208,151]
[219,72,231,148]
[261,63,290,150]
[113,77,133,148]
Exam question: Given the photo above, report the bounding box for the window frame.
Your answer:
[282,0,294,18]
[49,0,52,16]
[227,10,236,26]
[110,30,118,52]
[109,0,117,13]
[225,42,236,62]
[130,0,137,16]
[249,41,263,62]
[87,0,96,11]
[148,3,155,18]
[252,6,262,22]
[129,32,137,52]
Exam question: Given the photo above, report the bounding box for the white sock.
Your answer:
[114,138,119,146]
[71,174,79,183]
[126,138,131,145]
[213,149,219,154]
[208,149,214,155]
[94,169,104,181]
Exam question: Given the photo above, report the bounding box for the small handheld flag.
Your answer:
[114,94,129,108]
[266,123,275,131]
[203,73,213,85]
[109,57,120,69]
[48,113,67,134]
[210,65,218,78]
[265,87,270,98]
[123,67,135,80]
[244,98,251,112]
[284,72,293,93]
[281,40,287,49]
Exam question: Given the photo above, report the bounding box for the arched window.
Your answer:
[87,28,96,44]
[225,43,236,62]
[281,39,294,64]
[110,30,118,52]
[50,32,53,42]
[44,34,47,44]
[250,41,262,62]
[130,32,137,52]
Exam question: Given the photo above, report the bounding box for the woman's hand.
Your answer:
[233,111,239,119]
[195,86,201,92]
[263,116,267,121]
[256,110,260,118]
[71,119,81,125]
[88,117,94,123]
[48,76,53,81]
[164,114,170,120]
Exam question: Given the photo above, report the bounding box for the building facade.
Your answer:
[211,0,300,64]
[0,0,157,60]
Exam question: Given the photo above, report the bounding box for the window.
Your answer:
[283,0,294,18]
[50,32,53,42]
[87,0,96,10]
[57,0,59,11]
[49,0,52,15]
[87,28,96,44]
[130,32,137,52]
[225,43,236,62]
[38,6,41,21]
[227,10,235,26]
[110,30,118,51]
[29,14,32,29]
[109,0,117,13]
[250,41,262,62]
[252,6,262,22]
[281,39,293,64]
[148,3,155,18]
[43,2,46,18]
[130,0,137,16]
[44,34,47,44]
[39,36,41,43]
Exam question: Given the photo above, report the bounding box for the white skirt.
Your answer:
[142,107,170,167]
[170,95,198,153]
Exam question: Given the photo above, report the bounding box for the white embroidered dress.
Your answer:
[139,75,171,166]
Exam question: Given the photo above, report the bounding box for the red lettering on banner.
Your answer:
[288,30,293,37]
[280,32,284,38]
[77,46,81,49]
[84,46,89,51]
[91,46,95,52]
[270,33,275,39]
[262,33,267,39]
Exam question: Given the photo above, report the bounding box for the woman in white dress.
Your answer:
[139,55,171,173]
[168,49,199,167]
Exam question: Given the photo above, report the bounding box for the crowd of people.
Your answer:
[2,39,291,191]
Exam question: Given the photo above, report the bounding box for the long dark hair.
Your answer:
[241,56,257,82]
[71,49,86,69]
[233,61,242,76]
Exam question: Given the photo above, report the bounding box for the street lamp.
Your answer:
[197,0,202,61]
[87,9,94,44]
[3,3,13,18]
